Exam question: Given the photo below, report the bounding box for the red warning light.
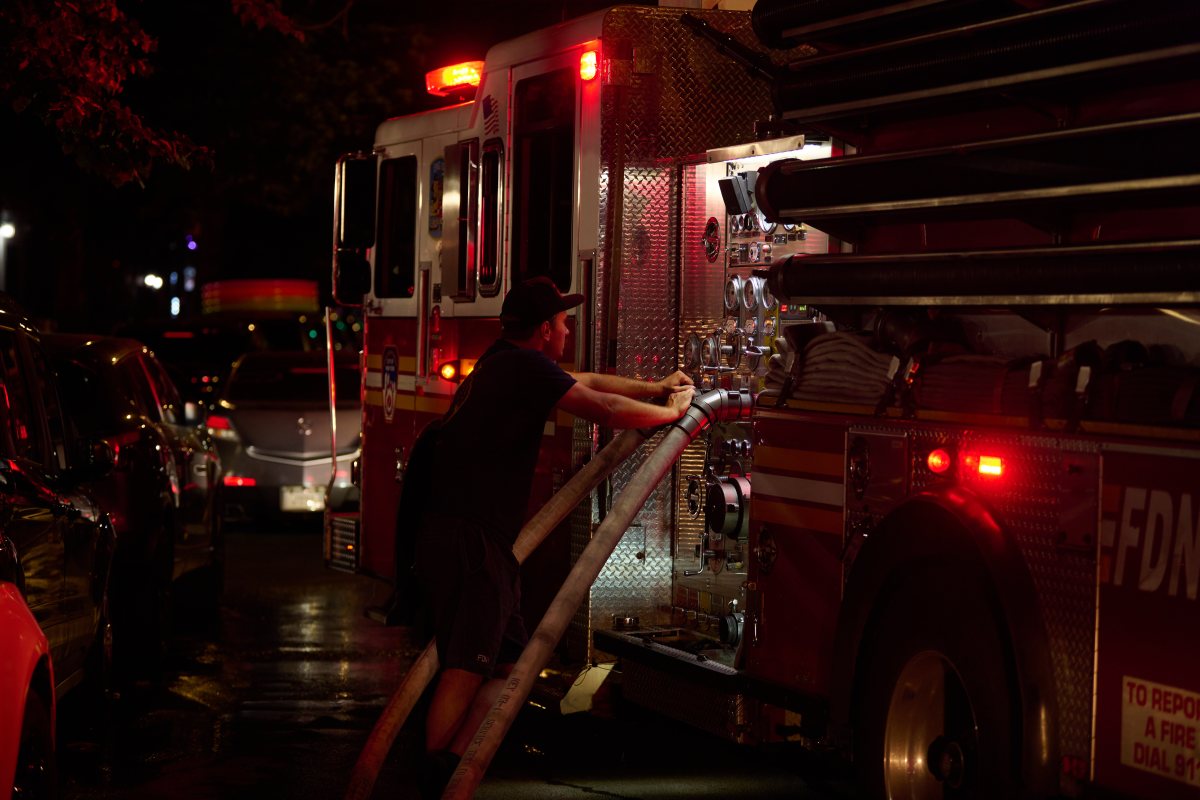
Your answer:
[439,362,458,382]
[978,455,1004,477]
[580,50,598,81]
[927,448,952,474]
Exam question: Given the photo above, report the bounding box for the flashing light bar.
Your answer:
[580,49,598,81]
[426,61,484,98]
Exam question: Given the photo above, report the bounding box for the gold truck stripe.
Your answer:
[753,497,843,535]
[754,446,843,477]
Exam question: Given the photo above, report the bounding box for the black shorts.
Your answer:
[414,514,527,677]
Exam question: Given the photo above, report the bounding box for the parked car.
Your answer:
[0,295,116,701]
[209,351,360,524]
[0,578,55,800]
[115,309,360,411]
[45,335,222,677]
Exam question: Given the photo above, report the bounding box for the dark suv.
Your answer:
[0,296,116,698]
[45,335,222,677]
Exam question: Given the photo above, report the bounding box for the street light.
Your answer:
[0,224,14,239]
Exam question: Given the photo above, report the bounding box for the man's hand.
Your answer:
[657,370,695,397]
[666,385,695,417]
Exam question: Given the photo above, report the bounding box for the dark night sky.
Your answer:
[0,0,645,332]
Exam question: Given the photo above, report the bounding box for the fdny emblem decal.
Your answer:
[382,346,398,423]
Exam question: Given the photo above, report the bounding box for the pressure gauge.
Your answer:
[702,334,722,368]
[756,207,776,235]
[724,275,743,312]
[684,333,703,371]
[747,241,761,263]
[702,217,721,263]
[741,275,759,312]
[723,327,743,369]
[782,223,797,232]
[760,277,777,311]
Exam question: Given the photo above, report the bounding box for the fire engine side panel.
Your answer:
[580,6,779,654]
[1095,446,1200,798]
[744,412,846,694]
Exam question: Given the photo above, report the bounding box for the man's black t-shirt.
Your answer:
[429,339,576,547]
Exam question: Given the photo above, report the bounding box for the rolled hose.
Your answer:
[343,427,648,800]
[443,388,752,799]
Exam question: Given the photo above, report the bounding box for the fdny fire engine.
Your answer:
[328,1,1200,797]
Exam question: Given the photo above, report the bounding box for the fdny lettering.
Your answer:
[1101,486,1200,600]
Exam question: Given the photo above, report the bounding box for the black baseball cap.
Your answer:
[500,277,584,332]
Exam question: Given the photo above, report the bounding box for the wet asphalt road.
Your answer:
[56,526,857,799]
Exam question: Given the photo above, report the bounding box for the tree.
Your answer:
[0,0,306,187]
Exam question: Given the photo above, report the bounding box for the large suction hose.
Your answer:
[443,388,753,799]
[344,427,648,800]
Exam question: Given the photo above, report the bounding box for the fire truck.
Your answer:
[328,0,1200,797]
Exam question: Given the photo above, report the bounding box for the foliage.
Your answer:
[0,0,305,187]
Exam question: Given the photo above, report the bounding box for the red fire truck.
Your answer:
[328,1,1200,797]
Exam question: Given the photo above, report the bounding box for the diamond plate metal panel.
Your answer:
[574,7,779,661]
[910,428,1099,769]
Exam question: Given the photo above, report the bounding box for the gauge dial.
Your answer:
[741,276,759,312]
[724,275,743,312]
[684,333,703,371]
[702,217,721,263]
[756,207,776,234]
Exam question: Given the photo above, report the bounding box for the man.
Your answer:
[414,276,694,794]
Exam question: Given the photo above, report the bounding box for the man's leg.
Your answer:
[426,667,484,754]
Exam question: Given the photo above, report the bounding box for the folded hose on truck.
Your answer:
[443,388,753,800]
[343,427,648,800]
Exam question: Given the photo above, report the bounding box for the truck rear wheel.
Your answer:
[853,565,1018,800]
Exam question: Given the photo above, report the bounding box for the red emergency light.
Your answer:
[926,448,952,474]
[580,49,598,81]
[223,475,256,487]
[963,453,1005,478]
[426,61,484,98]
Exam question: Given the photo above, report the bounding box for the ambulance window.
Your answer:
[479,139,503,296]
[375,155,418,298]
[511,68,574,293]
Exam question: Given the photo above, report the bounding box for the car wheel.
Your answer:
[853,563,1018,800]
[12,688,57,800]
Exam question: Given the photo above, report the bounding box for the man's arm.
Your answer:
[556,381,694,429]
[567,369,693,400]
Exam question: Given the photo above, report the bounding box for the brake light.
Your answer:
[580,49,598,81]
[206,415,240,442]
[425,61,484,98]
[223,476,256,487]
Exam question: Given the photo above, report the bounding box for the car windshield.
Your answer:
[226,356,359,405]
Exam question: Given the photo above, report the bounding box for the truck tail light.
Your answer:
[926,448,953,474]
[223,475,256,487]
[964,453,1005,478]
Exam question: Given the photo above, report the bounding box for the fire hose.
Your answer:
[344,427,648,800]
[443,388,752,799]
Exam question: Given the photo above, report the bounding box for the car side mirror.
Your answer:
[78,438,116,480]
